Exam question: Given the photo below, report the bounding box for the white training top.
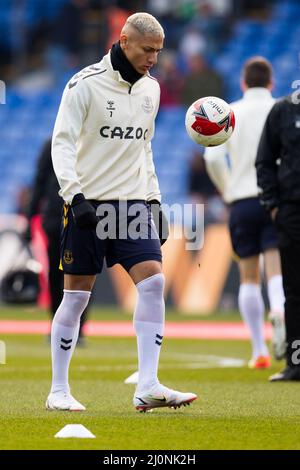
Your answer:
[204,88,275,203]
[52,51,161,204]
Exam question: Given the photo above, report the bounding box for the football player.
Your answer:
[47,12,197,412]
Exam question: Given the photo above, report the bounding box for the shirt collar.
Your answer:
[243,87,273,99]
[110,41,144,85]
[102,50,147,86]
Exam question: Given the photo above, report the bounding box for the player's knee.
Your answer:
[137,272,165,295]
[241,276,260,285]
[129,260,162,284]
[239,268,260,284]
[148,272,165,292]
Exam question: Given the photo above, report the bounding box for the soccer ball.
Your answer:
[185,96,235,147]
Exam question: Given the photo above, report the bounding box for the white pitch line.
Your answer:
[2,355,245,373]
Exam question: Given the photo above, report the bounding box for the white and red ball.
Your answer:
[185,96,235,147]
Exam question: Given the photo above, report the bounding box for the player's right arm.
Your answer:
[51,77,90,204]
[52,77,98,229]
[203,143,230,196]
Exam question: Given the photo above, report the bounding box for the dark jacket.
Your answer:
[255,95,300,211]
[27,139,63,234]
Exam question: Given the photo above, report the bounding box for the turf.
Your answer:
[0,305,241,322]
[1,321,300,450]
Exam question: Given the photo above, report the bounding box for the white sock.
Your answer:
[238,283,269,358]
[133,273,165,392]
[50,290,91,394]
[267,275,285,317]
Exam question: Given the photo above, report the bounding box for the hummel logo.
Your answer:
[68,68,106,88]
[106,100,116,117]
[60,337,72,351]
[155,333,163,346]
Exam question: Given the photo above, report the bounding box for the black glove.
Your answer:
[71,193,98,229]
[148,200,169,246]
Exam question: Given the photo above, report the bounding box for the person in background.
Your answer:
[256,92,300,381]
[204,57,286,369]
[155,50,183,107]
[180,54,224,108]
[46,0,89,82]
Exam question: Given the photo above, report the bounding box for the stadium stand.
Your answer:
[0,0,299,214]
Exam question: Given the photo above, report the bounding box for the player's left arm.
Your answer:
[145,84,161,203]
[145,139,161,203]
[145,89,168,245]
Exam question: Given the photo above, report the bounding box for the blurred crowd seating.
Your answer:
[0,0,299,214]
[213,1,300,101]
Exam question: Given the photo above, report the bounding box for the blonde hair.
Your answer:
[124,12,164,38]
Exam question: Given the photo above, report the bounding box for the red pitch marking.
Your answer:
[0,320,272,340]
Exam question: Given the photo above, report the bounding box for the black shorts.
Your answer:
[60,200,162,274]
[229,198,278,259]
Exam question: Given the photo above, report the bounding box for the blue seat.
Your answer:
[2,0,299,215]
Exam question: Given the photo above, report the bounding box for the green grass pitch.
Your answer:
[0,307,300,450]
